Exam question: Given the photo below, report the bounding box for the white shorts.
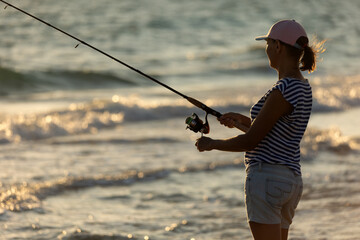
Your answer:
[245,162,303,229]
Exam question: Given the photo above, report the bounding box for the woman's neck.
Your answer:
[277,64,305,81]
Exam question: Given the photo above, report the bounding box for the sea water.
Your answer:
[0,0,359,239]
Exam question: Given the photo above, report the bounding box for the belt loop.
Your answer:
[259,162,262,172]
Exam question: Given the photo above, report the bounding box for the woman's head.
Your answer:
[256,20,325,73]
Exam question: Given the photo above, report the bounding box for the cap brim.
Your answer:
[255,36,268,41]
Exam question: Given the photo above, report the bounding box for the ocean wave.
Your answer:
[1,81,359,143]
[0,159,243,213]
[2,124,360,214]
[312,75,360,111]
[301,127,360,159]
[0,66,35,95]
[0,105,125,143]
[1,124,359,214]
[0,97,191,143]
[0,66,137,96]
[0,74,359,143]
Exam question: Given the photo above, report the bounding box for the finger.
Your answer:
[219,118,228,125]
[221,119,233,126]
[219,115,229,122]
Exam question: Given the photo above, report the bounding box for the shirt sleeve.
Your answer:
[271,79,299,109]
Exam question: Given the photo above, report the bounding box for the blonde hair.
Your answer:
[283,36,326,73]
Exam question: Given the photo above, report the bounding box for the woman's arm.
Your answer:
[196,90,293,152]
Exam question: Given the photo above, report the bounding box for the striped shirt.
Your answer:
[245,78,312,175]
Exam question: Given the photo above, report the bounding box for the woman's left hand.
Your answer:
[195,137,214,152]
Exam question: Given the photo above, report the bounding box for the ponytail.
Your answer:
[300,45,316,72]
[282,36,326,73]
[298,36,326,73]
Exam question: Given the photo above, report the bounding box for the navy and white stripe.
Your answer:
[245,78,312,175]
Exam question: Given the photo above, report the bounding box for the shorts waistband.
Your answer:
[246,162,300,178]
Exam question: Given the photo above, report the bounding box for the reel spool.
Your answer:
[185,113,210,135]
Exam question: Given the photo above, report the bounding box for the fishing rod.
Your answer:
[1,0,248,133]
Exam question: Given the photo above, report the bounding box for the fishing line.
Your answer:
[1,0,248,133]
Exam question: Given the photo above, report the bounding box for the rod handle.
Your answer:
[186,97,222,118]
[232,121,249,133]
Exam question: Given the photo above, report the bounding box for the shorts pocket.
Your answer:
[266,178,293,208]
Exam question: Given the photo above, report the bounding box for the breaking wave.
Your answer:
[0,72,359,143]
[0,88,360,144]
[301,127,360,159]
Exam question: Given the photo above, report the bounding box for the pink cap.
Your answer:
[255,20,307,49]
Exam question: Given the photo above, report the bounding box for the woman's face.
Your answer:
[266,38,278,70]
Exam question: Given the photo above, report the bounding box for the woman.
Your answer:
[195,20,325,240]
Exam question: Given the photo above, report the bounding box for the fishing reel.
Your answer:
[185,113,210,135]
